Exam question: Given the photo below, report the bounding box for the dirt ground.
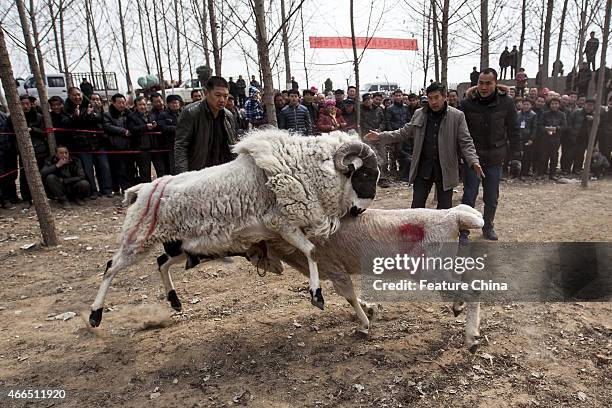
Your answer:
[0,177,610,408]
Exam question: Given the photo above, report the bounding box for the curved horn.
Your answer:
[333,141,378,173]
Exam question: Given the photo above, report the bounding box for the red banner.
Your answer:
[309,36,418,51]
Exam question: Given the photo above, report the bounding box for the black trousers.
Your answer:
[560,134,575,173]
[45,175,90,201]
[0,153,18,202]
[521,142,534,175]
[539,136,560,176]
[109,153,136,192]
[19,156,46,202]
[411,176,453,209]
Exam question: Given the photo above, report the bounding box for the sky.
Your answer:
[3,0,610,95]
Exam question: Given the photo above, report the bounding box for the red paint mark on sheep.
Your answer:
[398,223,425,242]
[142,179,171,244]
[125,179,165,245]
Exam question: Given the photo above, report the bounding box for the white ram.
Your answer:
[89,129,379,327]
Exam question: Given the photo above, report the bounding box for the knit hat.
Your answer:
[249,86,260,97]
[324,99,336,107]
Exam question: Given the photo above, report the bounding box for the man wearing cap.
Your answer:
[278,89,312,135]
[365,82,482,210]
[226,94,247,136]
[243,86,267,128]
[342,99,357,131]
[158,94,183,174]
[360,93,389,187]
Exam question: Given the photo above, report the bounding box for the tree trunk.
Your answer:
[440,0,449,86]
[253,0,276,126]
[280,0,292,90]
[554,0,569,74]
[541,0,554,88]
[300,7,309,88]
[136,0,151,75]
[47,0,63,73]
[161,0,174,84]
[86,0,109,102]
[180,0,194,80]
[144,1,161,82]
[431,0,440,82]
[517,0,526,69]
[29,0,46,82]
[208,0,221,75]
[85,0,95,87]
[153,0,166,99]
[0,22,58,246]
[16,0,56,153]
[480,0,489,70]
[117,0,133,95]
[577,0,589,64]
[537,0,545,67]
[581,0,611,186]
[58,0,70,86]
[174,0,182,83]
[422,1,432,88]
[350,0,360,134]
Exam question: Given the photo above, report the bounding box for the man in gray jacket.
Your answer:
[174,76,237,173]
[365,82,483,209]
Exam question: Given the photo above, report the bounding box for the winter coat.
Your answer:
[9,109,48,160]
[127,110,155,150]
[236,78,247,95]
[41,155,87,184]
[317,108,347,133]
[517,110,538,143]
[378,104,479,191]
[360,104,384,133]
[103,104,131,150]
[278,104,312,134]
[174,99,237,173]
[64,96,103,151]
[157,109,181,150]
[460,87,521,166]
[538,110,567,140]
[568,108,594,142]
[385,102,410,131]
[0,111,17,172]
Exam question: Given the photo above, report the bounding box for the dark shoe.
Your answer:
[22,201,32,210]
[1,199,10,209]
[459,230,470,245]
[59,200,72,210]
[89,192,98,200]
[75,198,86,206]
[378,179,391,188]
[549,175,559,181]
[482,227,498,241]
[105,192,114,198]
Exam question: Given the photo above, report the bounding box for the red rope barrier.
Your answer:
[0,168,19,179]
[0,128,163,136]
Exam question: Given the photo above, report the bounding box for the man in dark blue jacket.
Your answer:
[460,68,521,242]
[278,90,312,135]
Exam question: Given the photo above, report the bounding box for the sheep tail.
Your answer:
[123,183,147,207]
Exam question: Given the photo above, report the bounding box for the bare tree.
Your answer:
[480,0,489,69]
[117,0,133,94]
[253,0,276,126]
[431,0,440,82]
[16,0,56,153]
[553,0,569,75]
[440,0,450,86]
[350,0,360,133]
[136,0,152,74]
[208,0,221,75]
[173,0,182,83]
[29,0,46,82]
[517,0,527,69]
[86,0,109,101]
[0,21,58,246]
[582,0,610,186]
[280,0,292,90]
[300,7,309,88]
[541,0,554,87]
[161,0,174,84]
[191,0,210,67]
[153,0,166,98]
[47,0,64,73]
[58,0,70,85]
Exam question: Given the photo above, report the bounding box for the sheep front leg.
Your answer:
[90,251,134,327]
[278,228,324,310]
[465,302,481,353]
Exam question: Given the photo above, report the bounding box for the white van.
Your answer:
[360,82,401,96]
[21,73,68,100]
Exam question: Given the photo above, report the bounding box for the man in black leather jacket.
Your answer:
[460,68,521,242]
[174,76,236,174]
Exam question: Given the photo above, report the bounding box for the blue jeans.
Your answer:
[78,152,112,195]
[461,162,502,230]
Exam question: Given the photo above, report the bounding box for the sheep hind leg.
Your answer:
[158,241,186,311]
[452,301,466,317]
[332,276,370,338]
[465,302,482,353]
[278,228,324,310]
[89,252,135,327]
[358,298,380,321]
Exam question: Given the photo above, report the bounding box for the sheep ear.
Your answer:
[344,163,355,176]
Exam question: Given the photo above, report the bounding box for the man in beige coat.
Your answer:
[365,82,483,209]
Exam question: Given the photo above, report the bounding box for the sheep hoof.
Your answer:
[310,288,325,310]
[468,342,480,354]
[467,336,481,353]
[452,307,463,317]
[89,308,103,327]
[167,290,182,311]
[354,328,370,339]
